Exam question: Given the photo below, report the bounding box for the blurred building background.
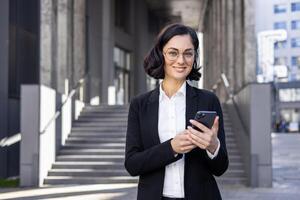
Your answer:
[256,0,300,133]
[0,0,298,191]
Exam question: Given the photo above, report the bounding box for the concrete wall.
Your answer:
[40,0,86,96]
[20,85,40,186]
[0,0,9,178]
[20,84,81,186]
[228,83,272,187]
[20,85,56,187]
[202,0,256,96]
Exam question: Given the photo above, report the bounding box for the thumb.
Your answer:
[212,116,219,134]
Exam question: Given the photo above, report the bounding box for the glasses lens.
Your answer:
[166,49,179,61]
[165,49,195,62]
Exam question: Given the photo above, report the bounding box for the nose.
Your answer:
[177,53,185,64]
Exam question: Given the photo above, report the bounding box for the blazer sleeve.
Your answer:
[124,97,183,176]
[204,94,229,176]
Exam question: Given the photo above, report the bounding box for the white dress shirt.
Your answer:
[158,82,220,198]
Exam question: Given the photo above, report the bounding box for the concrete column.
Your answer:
[133,0,148,96]
[226,0,235,93]
[233,0,244,91]
[100,0,114,104]
[56,0,71,94]
[243,0,256,83]
[0,0,9,178]
[73,0,86,86]
[40,0,57,88]
[86,0,102,104]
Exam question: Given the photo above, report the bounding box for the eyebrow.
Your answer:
[168,47,194,51]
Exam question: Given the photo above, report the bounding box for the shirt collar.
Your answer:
[159,81,186,102]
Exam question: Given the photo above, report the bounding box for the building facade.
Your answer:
[0,0,171,179]
[256,0,300,132]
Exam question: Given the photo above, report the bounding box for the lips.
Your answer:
[173,66,187,73]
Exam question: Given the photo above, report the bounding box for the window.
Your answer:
[115,0,131,33]
[274,40,287,49]
[274,21,287,29]
[291,56,300,66]
[279,89,300,102]
[291,38,300,48]
[274,57,288,65]
[291,2,300,12]
[274,4,287,13]
[291,20,300,30]
[113,47,131,104]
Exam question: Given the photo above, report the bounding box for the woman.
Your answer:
[125,23,228,200]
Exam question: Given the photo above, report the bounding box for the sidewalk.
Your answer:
[0,133,299,200]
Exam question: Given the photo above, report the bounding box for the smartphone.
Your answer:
[192,111,217,131]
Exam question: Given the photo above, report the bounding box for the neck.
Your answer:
[162,78,185,98]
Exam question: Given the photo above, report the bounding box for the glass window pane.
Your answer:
[273,21,287,29]
[291,56,300,66]
[274,57,287,65]
[292,2,300,12]
[279,88,300,102]
[291,38,300,48]
[274,4,287,13]
[291,20,300,30]
[274,40,287,49]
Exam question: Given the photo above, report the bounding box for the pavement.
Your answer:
[0,133,300,200]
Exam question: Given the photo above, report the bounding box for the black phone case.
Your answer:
[192,111,217,131]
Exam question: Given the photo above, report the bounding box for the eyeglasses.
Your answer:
[163,48,196,62]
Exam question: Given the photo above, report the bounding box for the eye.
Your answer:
[168,51,178,57]
[183,51,194,58]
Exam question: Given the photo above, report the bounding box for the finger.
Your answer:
[189,119,210,133]
[179,139,194,146]
[181,144,197,151]
[187,126,211,142]
[211,116,219,135]
[189,132,210,148]
[187,126,202,136]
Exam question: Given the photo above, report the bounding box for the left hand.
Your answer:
[187,116,219,154]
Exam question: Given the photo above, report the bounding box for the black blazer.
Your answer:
[125,83,229,200]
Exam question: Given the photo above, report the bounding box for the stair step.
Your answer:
[63,143,125,149]
[70,133,126,137]
[52,161,125,170]
[216,177,247,185]
[59,149,125,155]
[66,138,126,144]
[56,155,125,162]
[48,169,130,177]
[76,118,127,122]
[73,123,127,127]
[44,176,138,185]
[71,127,127,131]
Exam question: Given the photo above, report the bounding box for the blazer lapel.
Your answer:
[186,83,198,128]
[147,86,161,145]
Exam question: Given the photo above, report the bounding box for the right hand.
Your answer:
[171,130,197,154]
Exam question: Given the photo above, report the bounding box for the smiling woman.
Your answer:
[125,23,228,200]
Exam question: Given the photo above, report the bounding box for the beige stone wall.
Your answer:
[40,0,86,94]
[202,0,256,102]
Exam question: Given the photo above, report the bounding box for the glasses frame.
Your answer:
[163,48,196,63]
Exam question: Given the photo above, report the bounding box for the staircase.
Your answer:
[44,104,246,186]
[215,104,247,185]
[44,105,138,185]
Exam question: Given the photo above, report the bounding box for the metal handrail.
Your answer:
[215,73,249,136]
[40,75,87,135]
[0,73,88,148]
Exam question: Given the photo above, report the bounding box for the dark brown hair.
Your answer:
[144,23,201,80]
